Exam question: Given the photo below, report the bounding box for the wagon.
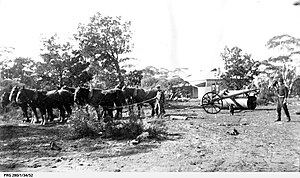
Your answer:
[200,88,260,114]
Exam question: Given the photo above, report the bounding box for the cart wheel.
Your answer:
[201,92,223,114]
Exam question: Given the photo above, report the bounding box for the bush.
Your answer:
[102,115,168,140]
[256,98,269,106]
[256,94,277,106]
[143,119,168,139]
[102,117,144,140]
[0,106,25,122]
[66,109,102,139]
[67,109,168,140]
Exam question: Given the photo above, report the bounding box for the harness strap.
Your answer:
[133,88,138,97]
[87,96,158,110]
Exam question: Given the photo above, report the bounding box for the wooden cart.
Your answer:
[201,88,260,114]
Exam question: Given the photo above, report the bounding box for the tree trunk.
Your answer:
[113,58,124,86]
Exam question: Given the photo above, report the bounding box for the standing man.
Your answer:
[155,85,166,118]
[275,78,291,122]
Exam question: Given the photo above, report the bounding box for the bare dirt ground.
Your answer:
[1,99,300,172]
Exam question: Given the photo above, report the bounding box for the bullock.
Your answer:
[121,86,158,117]
[74,87,125,121]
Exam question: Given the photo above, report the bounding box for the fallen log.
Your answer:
[170,115,188,120]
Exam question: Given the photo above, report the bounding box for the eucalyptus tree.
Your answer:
[264,34,300,91]
[75,13,134,88]
[38,34,92,89]
[1,57,37,88]
[220,46,260,90]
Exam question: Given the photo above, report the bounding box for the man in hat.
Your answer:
[274,78,291,122]
[155,85,166,118]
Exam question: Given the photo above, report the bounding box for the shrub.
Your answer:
[67,108,168,140]
[256,94,277,106]
[143,119,168,139]
[0,106,25,122]
[102,118,144,140]
[102,115,168,140]
[66,109,102,139]
[256,97,269,106]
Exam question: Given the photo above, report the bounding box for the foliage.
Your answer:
[140,66,190,91]
[1,57,37,88]
[0,79,24,91]
[38,34,92,89]
[266,34,300,50]
[264,34,300,91]
[0,47,13,80]
[103,117,144,140]
[124,69,143,87]
[102,115,167,140]
[143,119,168,139]
[255,74,277,104]
[141,77,159,88]
[0,107,24,121]
[220,46,261,90]
[1,13,136,90]
[66,108,167,140]
[66,109,102,139]
[291,78,300,97]
[165,77,189,89]
[141,66,187,79]
[67,50,93,86]
[75,12,134,87]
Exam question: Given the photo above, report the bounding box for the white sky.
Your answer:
[1,0,300,80]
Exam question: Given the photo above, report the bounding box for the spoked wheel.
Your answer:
[201,92,223,114]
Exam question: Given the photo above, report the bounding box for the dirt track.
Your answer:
[1,100,300,172]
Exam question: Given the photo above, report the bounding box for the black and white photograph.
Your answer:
[1,0,300,176]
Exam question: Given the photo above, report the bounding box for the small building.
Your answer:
[193,78,224,99]
[187,68,224,99]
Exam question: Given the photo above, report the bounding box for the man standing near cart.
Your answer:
[274,77,291,122]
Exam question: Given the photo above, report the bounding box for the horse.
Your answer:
[15,87,42,124]
[9,86,31,122]
[34,88,74,124]
[121,86,158,117]
[74,87,125,121]
[1,91,10,113]
[57,87,75,115]
[16,87,74,125]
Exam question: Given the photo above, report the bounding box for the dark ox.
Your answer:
[74,87,125,121]
[121,87,158,117]
[16,87,73,125]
